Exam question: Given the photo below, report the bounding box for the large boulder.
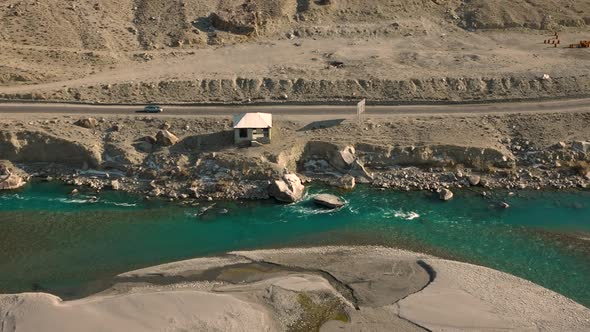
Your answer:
[156,130,179,146]
[313,194,345,209]
[74,117,98,129]
[468,175,481,186]
[331,145,357,171]
[439,188,454,201]
[269,173,305,203]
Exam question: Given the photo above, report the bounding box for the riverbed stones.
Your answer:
[156,130,179,146]
[269,173,305,203]
[439,188,454,201]
[313,194,345,209]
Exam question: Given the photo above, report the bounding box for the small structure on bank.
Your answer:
[233,112,272,145]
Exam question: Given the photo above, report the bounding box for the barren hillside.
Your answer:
[1,0,588,51]
[0,0,589,102]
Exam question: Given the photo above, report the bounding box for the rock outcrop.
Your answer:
[156,130,179,146]
[302,142,373,181]
[210,10,257,36]
[313,194,345,209]
[269,173,305,203]
[0,161,27,190]
[356,143,514,169]
[0,173,25,190]
[74,117,98,129]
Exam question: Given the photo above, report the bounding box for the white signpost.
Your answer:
[357,98,366,124]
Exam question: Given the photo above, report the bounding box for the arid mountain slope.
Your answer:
[0,1,589,102]
[1,0,588,52]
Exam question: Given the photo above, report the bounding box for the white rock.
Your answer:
[439,188,454,201]
[313,194,345,209]
[269,173,305,203]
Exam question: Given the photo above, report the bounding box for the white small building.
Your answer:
[232,112,272,145]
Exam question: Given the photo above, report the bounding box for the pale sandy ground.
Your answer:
[2,31,589,95]
[1,246,589,332]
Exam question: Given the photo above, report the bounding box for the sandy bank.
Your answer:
[1,246,588,331]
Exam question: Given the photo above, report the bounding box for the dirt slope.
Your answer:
[0,0,138,50]
[461,0,590,30]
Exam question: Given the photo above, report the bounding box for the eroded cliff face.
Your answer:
[5,75,589,104]
[354,143,514,169]
[0,131,102,167]
[294,141,513,181]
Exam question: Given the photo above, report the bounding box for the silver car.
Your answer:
[142,104,163,113]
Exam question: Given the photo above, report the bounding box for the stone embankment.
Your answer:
[2,74,590,104]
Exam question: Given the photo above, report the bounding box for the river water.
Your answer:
[1,182,589,307]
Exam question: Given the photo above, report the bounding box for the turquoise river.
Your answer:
[1,182,589,307]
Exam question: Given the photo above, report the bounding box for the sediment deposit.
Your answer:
[1,246,588,331]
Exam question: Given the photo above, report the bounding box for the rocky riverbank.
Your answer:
[1,111,590,202]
